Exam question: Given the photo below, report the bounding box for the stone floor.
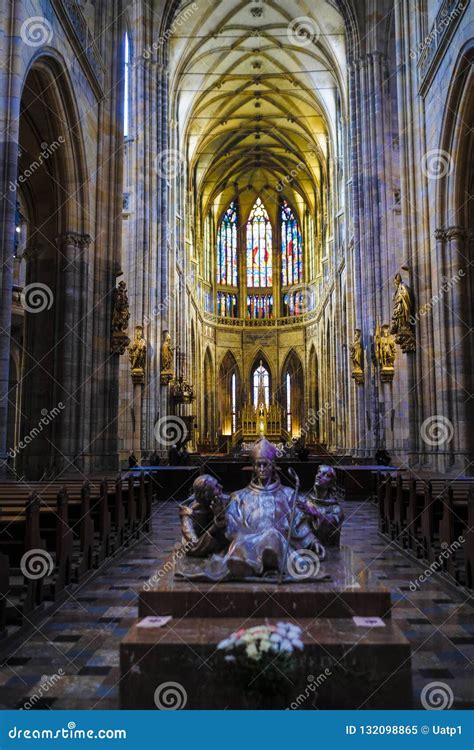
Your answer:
[0,497,472,710]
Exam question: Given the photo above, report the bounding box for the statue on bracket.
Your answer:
[350,329,364,385]
[160,330,174,385]
[110,280,130,355]
[375,323,396,383]
[128,325,147,384]
[391,273,416,353]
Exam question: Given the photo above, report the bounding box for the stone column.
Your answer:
[53,232,92,472]
[0,8,22,474]
[433,226,472,470]
[348,51,397,458]
[87,0,125,474]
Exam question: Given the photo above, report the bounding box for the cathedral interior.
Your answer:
[0,0,473,716]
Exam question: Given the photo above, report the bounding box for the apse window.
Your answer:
[217,201,238,288]
[253,364,270,408]
[247,198,272,288]
[281,200,303,289]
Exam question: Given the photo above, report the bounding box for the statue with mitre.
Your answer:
[176,437,327,581]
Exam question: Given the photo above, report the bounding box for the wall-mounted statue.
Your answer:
[375,323,396,383]
[391,273,416,352]
[112,280,130,333]
[350,329,364,385]
[160,330,174,385]
[128,326,147,383]
[110,280,130,355]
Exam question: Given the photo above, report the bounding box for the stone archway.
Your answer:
[12,56,90,478]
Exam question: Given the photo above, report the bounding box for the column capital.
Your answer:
[435,226,470,242]
[22,245,44,262]
[55,232,93,249]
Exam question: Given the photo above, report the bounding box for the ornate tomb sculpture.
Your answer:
[297,465,344,547]
[176,437,328,581]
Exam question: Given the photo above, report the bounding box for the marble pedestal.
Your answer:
[120,617,412,709]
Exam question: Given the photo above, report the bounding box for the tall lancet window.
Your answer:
[231,373,237,433]
[253,363,270,408]
[281,200,302,286]
[217,201,238,287]
[123,32,131,137]
[247,198,272,288]
[281,201,303,286]
[286,372,292,432]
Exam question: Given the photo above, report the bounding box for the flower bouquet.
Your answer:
[216,622,304,702]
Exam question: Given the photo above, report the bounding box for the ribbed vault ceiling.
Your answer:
[168,0,346,219]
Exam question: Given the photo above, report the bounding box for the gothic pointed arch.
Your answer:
[282,349,304,437]
[14,54,91,476]
[308,344,320,444]
[249,353,273,409]
[218,351,241,436]
[202,347,215,446]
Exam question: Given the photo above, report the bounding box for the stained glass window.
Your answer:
[246,198,272,287]
[217,292,238,318]
[253,364,270,408]
[281,200,302,287]
[283,290,307,317]
[204,212,211,283]
[247,294,273,320]
[217,201,238,287]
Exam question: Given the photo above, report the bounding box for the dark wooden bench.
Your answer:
[376,471,474,588]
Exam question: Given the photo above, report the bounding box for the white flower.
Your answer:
[246,643,260,661]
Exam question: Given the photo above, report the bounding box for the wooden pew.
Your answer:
[0,472,152,634]
[0,492,46,617]
[378,471,474,588]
